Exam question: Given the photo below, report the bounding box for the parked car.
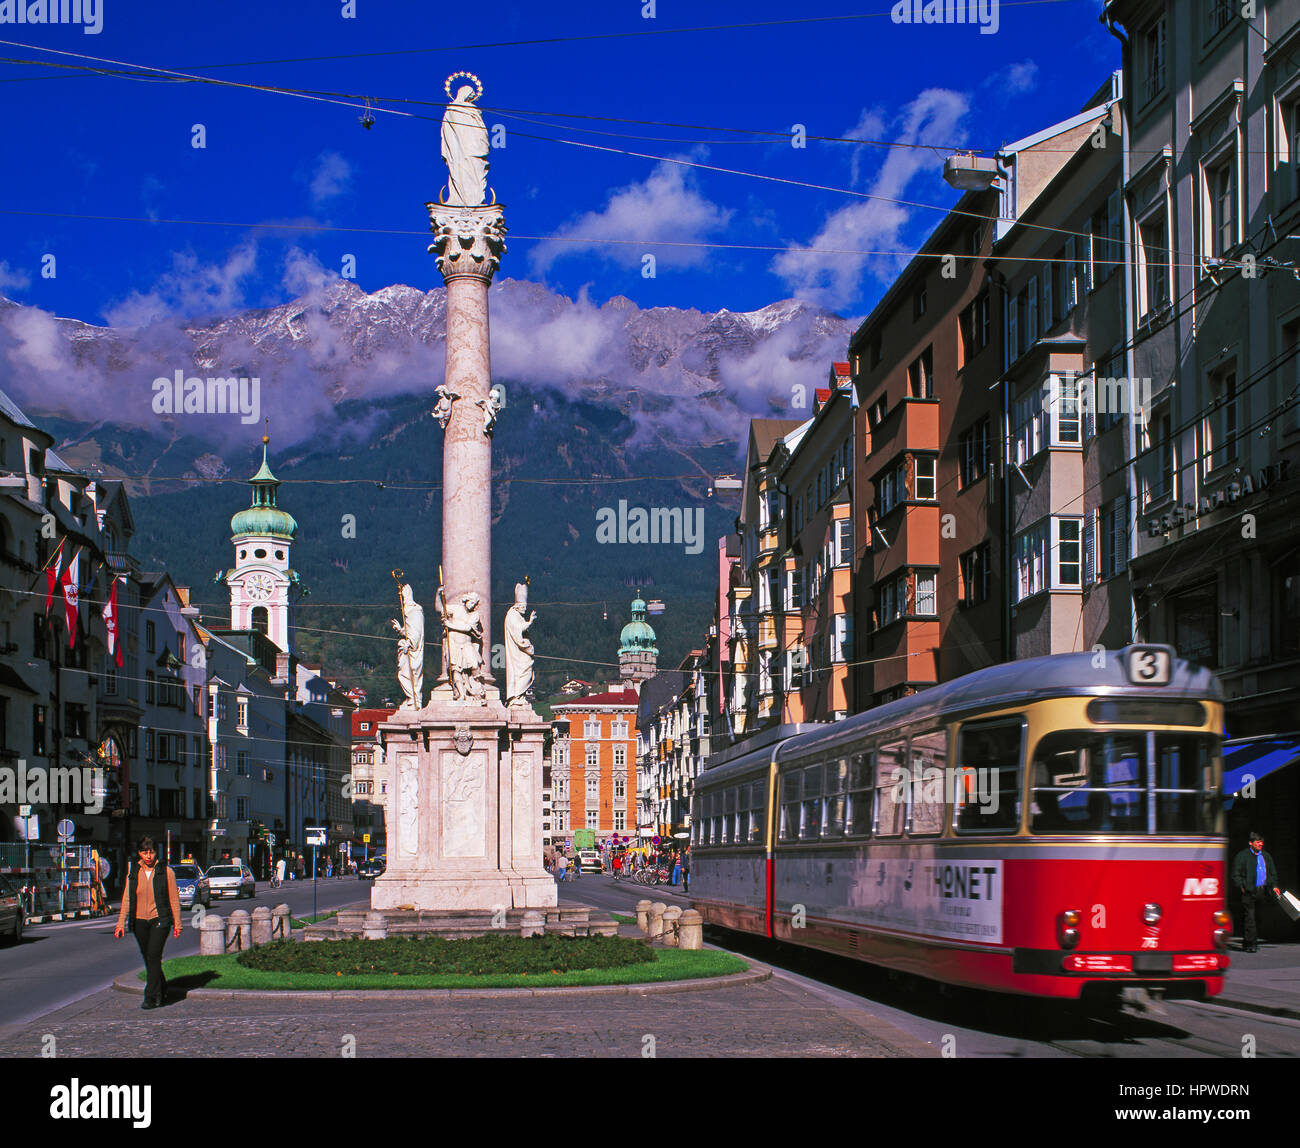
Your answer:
[577,850,604,874]
[172,864,211,910]
[358,856,386,879]
[0,873,24,945]
[205,864,255,899]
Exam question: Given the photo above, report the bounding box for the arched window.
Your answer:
[251,607,269,636]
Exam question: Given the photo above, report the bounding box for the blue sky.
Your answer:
[0,0,1118,326]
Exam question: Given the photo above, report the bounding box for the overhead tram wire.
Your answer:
[0,2,1078,77]
[0,40,1255,266]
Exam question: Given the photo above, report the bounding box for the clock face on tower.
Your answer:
[245,573,275,601]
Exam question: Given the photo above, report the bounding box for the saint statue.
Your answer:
[442,590,487,703]
[504,579,537,706]
[390,575,425,710]
[440,73,490,208]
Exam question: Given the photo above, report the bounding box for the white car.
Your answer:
[205,864,255,899]
[576,850,604,874]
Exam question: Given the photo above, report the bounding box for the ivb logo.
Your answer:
[1182,877,1219,898]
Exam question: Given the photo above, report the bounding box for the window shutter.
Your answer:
[1083,374,1096,440]
[1027,276,1039,344]
[1083,510,1096,586]
[1043,268,1053,329]
[1108,189,1123,278]
[1065,237,1077,308]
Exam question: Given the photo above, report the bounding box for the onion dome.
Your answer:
[230,437,298,540]
[619,593,658,655]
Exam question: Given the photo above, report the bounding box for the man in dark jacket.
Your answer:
[1230,832,1280,952]
[114,836,183,1008]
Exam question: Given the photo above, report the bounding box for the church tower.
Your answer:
[618,591,659,686]
[226,436,301,653]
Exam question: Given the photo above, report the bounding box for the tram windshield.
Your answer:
[1030,731,1220,834]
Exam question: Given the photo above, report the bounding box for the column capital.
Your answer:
[427,203,507,284]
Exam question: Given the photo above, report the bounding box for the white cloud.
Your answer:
[844,107,888,188]
[772,88,970,309]
[984,60,1040,100]
[104,241,260,327]
[0,260,31,294]
[529,158,732,275]
[309,151,352,206]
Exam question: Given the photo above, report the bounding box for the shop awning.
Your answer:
[1223,738,1300,807]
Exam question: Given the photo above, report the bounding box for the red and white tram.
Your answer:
[690,646,1230,1000]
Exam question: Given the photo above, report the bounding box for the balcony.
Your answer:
[867,397,940,462]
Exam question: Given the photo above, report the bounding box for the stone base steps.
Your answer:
[303,905,619,942]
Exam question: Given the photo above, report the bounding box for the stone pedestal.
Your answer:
[371,698,556,912]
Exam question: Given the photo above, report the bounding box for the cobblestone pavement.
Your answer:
[0,974,935,1058]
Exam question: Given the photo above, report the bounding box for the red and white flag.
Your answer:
[60,550,80,647]
[102,576,123,667]
[44,545,63,614]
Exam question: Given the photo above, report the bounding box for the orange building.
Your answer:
[549,689,638,848]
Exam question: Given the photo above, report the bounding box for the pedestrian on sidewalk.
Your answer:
[113,836,182,1010]
[671,850,682,887]
[554,853,568,884]
[1230,831,1281,952]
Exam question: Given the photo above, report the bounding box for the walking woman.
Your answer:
[114,836,182,1009]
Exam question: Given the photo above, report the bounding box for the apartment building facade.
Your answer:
[549,689,638,847]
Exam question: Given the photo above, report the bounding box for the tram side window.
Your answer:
[749,779,767,843]
[1031,732,1145,833]
[723,786,738,844]
[702,792,715,845]
[874,740,907,836]
[954,720,1023,834]
[907,731,947,837]
[712,790,724,846]
[801,763,824,840]
[846,752,873,835]
[824,758,848,837]
[780,771,801,842]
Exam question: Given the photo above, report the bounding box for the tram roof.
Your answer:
[699,648,1221,784]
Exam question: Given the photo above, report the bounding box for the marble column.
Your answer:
[428,205,507,684]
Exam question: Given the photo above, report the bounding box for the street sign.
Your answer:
[265,833,276,847]
[56,819,75,842]
[18,804,31,817]
[652,835,661,844]
[363,833,370,844]
[306,827,327,847]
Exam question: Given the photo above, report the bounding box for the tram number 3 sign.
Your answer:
[1125,645,1172,686]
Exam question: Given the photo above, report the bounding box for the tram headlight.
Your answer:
[1213,910,1231,950]
[1142,902,1162,925]
[1058,909,1081,950]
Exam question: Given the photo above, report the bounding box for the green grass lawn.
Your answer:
[151,947,746,990]
[289,910,339,929]
[611,913,637,925]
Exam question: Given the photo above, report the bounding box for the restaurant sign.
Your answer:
[1145,461,1289,538]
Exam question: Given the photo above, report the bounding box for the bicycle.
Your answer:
[269,871,283,890]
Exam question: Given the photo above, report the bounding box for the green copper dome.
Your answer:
[230,438,298,540]
[619,594,658,654]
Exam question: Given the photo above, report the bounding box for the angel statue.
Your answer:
[431,385,459,431]
[440,72,490,207]
[504,579,537,706]
[475,385,504,437]
[390,572,425,710]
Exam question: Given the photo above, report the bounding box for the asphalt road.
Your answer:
[0,876,370,1028]
[565,874,1300,1060]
